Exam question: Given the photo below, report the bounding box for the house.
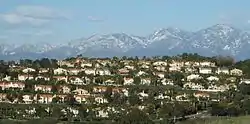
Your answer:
[53,76,68,82]
[68,68,83,75]
[184,61,193,67]
[74,95,88,104]
[55,94,67,102]
[121,89,129,96]
[154,66,166,72]
[141,78,151,85]
[155,93,171,100]
[35,75,50,81]
[230,68,243,76]
[161,78,174,85]
[193,62,200,67]
[227,77,237,82]
[81,62,92,68]
[18,74,34,81]
[153,61,167,66]
[140,64,150,69]
[138,91,149,100]
[22,95,33,104]
[207,76,219,82]
[199,68,212,74]
[169,61,184,67]
[136,71,147,76]
[22,68,36,73]
[200,61,215,67]
[95,109,109,118]
[98,59,111,66]
[207,85,227,92]
[82,76,91,84]
[53,68,68,75]
[65,62,75,68]
[187,74,202,81]
[39,68,49,73]
[69,77,85,85]
[104,79,116,86]
[193,92,210,99]
[121,60,133,65]
[72,88,90,95]
[124,65,135,70]
[60,85,71,94]
[93,86,107,93]
[154,72,165,79]
[216,67,230,75]
[95,96,108,104]
[118,68,129,75]
[57,60,67,67]
[38,94,53,104]
[0,93,7,102]
[138,60,151,65]
[96,69,111,76]
[169,66,181,72]
[240,79,250,84]
[112,87,126,94]
[175,94,189,101]
[57,60,75,68]
[185,67,196,73]
[123,77,134,85]
[84,68,96,75]
[2,75,11,81]
[183,82,204,91]
[0,82,25,90]
[34,85,52,93]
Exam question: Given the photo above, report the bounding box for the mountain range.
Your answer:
[1,24,250,60]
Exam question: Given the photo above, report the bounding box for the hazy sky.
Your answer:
[0,0,250,44]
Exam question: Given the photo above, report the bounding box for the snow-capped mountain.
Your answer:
[74,33,147,52]
[188,24,250,56]
[1,24,250,60]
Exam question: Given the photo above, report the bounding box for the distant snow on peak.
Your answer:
[1,24,250,60]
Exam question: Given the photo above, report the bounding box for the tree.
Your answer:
[158,103,173,120]
[51,106,62,118]
[128,94,140,106]
[239,83,250,95]
[52,96,61,103]
[169,72,185,87]
[6,94,16,103]
[104,87,113,103]
[242,99,250,115]
[64,94,78,106]
[214,55,234,67]
[112,92,126,104]
[51,85,58,94]
[17,94,24,103]
[210,103,228,116]
[118,108,154,124]
[36,105,47,118]
[79,105,88,120]
[133,77,141,85]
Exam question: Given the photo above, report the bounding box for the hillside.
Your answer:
[177,116,250,124]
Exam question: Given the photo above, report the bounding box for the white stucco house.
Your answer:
[199,68,212,74]
[54,68,68,75]
[22,68,36,73]
[216,68,230,75]
[230,68,243,76]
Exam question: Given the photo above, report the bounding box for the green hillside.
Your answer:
[177,116,250,124]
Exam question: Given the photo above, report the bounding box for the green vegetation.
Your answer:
[0,53,250,123]
[177,116,250,124]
